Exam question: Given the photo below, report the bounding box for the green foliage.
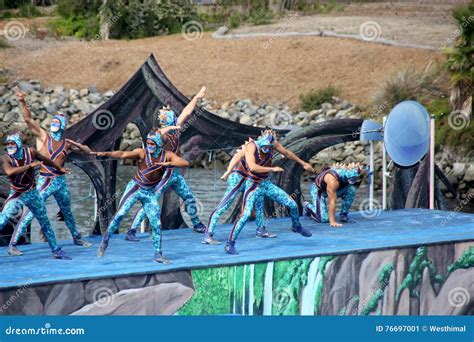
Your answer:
[1,0,28,9]
[372,64,445,111]
[299,85,340,111]
[228,11,241,29]
[296,0,345,14]
[248,8,273,25]
[361,264,394,315]
[313,256,337,314]
[179,266,234,315]
[273,258,313,315]
[0,10,14,19]
[447,246,474,274]
[48,15,100,39]
[0,38,9,48]
[18,4,42,18]
[396,247,444,301]
[56,0,101,18]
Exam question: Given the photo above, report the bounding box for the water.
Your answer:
[29,164,471,242]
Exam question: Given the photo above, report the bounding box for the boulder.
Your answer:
[71,283,194,315]
[464,165,474,182]
[451,163,466,179]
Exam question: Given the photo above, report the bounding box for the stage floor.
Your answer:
[1,209,473,290]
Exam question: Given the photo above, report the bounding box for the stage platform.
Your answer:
[1,208,473,290]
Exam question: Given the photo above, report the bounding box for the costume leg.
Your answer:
[206,173,245,236]
[319,193,329,223]
[261,181,300,227]
[22,189,59,253]
[140,191,167,262]
[0,192,23,232]
[338,185,357,223]
[339,185,356,215]
[10,177,54,246]
[171,172,202,227]
[52,177,82,240]
[104,181,140,241]
[228,180,261,243]
[128,170,173,234]
[305,183,324,223]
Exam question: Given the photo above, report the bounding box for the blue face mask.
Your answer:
[50,114,67,141]
[256,133,275,153]
[5,133,23,160]
[146,131,163,158]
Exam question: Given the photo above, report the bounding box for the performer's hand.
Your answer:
[14,86,24,101]
[303,162,315,173]
[30,161,43,169]
[271,167,284,173]
[330,221,342,228]
[221,170,231,181]
[66,139,80,146]
[168,125,181,131]
[60,167,71,174]
[91,152,107,157]
[196,86,206,99]
[157,161,172,166]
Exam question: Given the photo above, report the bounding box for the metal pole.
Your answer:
[369,140,374,211]
[382,116,387,210]
[429,115,435,209]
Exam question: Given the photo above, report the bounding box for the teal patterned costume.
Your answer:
[205,172,266,237]
[98,131,170,262]
[9,115,86,248]
[224,134,311,254]
[304,167,359,223]
[126,109,205,238]
[1,134,69,259]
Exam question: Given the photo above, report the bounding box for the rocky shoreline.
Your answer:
[0,80,472,198]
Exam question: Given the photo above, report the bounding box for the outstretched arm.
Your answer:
[275,141,315,173]
[245,143,282,174]
[2,155,41,177]
[158,125,181,136]
[177,86,206,126]
[92,148,143,160]
[15,86,47,140]
[162,151,189,168]
[66,139,93,155]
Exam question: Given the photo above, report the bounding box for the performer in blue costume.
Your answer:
[303,162,363,227]
[212,130,315,254]
[125,86,207,241]
[95,130,190,263]
[1,133,71,259]
[8,87,93,256]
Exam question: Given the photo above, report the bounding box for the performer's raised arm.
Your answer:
[14,86,47,141]
[177,86,206,126]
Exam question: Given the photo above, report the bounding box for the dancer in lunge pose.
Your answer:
[8,87,93,256]
[1,133,71,259]
[95,130,190,263]
[125,86,207,241]
[303,162,363,227]
[206,130,315,253]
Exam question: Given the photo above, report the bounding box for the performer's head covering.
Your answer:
[50,112,67,141]
[255,129,275,154]
[157,105,177,128]
[146,129,163,158]
[5,132,23,160]
[335,163,364,185]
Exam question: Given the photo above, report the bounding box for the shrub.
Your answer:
[18,3,42,17]
[372,64,445,111]
[0,38,9,48]
[228,11,241,29]
[48,15,99,39]
[299,85,340,111]
[248,8,272,25]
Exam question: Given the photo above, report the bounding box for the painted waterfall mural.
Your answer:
[178,243,474,315]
